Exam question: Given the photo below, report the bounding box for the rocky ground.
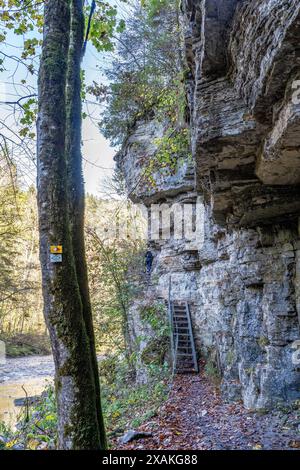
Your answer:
[114,364,300,451]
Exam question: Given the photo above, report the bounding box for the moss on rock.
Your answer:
[141,336,169,366]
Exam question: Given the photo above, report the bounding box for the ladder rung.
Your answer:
[176,364,196,368]
[171,301,198,374]
[177,355,194,366]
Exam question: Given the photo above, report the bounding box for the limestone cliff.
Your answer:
[115,0,300,409]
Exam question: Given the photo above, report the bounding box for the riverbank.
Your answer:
[0,356,170,450]
[0,334,51,358]
[0,355,54,427]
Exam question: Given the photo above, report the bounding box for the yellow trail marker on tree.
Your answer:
[50,245,63,254]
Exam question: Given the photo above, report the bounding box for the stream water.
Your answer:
[0,355,54,427]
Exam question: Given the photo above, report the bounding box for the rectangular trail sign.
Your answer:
[50,254,63,263]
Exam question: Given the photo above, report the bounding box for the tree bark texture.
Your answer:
[66,0,106,448]
[37,0,104,449]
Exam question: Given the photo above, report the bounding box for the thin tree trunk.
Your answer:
[88,231,133,361]
[37,0,102,449]
[66,0,106,448]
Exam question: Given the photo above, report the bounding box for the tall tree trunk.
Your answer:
[66,0,106,448]
[37,0,102,449]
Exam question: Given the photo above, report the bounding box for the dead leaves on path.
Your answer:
[114,363,300,451]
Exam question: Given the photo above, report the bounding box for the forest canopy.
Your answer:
[90,0,188,150]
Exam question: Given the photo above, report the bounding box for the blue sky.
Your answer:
[81,45,116,195]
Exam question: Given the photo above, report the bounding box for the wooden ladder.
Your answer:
[171,302,198,374]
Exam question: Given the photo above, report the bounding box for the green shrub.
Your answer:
[0,356,170,449]
[204,359,221,387]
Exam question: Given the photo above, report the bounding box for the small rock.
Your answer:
[12,444,24,450]
[289,440,300,449]
[37,442,48,450]
[119,430,152,444]
[48,441,56,450]
[14,395,41,407]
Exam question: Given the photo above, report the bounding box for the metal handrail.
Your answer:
[172,327,179,376]
[185,302,198,373]
[168,276,176,371]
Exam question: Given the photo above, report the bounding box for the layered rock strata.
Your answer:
[116,0,300,408]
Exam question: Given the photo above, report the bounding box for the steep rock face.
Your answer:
[183,0,300,224]
[197,215,300,409]
[115,119,194,205]
[116,1,300,409]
